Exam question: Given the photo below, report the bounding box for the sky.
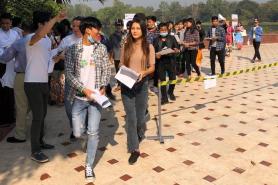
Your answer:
[72,0,267,10]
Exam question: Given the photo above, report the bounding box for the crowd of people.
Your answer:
[0,10,263,182]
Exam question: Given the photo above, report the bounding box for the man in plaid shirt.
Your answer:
[207,16,226,75]
[65,17,110,182]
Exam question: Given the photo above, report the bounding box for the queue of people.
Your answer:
[0,10,263,183]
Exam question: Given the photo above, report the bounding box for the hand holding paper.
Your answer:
[156,48,175,56]
[115,66,140,89]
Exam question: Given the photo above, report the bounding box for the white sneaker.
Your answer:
[85,164,95,182]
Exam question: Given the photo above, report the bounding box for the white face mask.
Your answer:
[88,35,99,44]
[160,32,168,37]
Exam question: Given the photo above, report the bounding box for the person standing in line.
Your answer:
[235,22,244,50]
[146,16,160,89]
[196,20,206,67]
[146,16,159,45]
[24,10,66,163]
[249,18,263,63]
[65,16,111,182]
[0,23,32,143]
[109,19,124,92]
[153,22,179,105]
[182,18,201,78]
[175,20,186,77]
[225,20,234,57]
[0,13,20,125]
[53,16,83,141]
[207,16,226,75]
[120,19,155,165]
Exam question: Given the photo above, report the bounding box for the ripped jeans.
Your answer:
[72,98,102,166]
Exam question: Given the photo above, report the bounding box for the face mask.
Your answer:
[160,32,168,37]
[88,35,99,44]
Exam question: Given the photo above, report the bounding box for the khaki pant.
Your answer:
[14,73,29,140]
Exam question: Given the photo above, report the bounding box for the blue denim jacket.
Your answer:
[249,26,263,42]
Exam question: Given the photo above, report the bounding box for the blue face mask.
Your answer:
[160,32,168,38]
[88,35,98,44]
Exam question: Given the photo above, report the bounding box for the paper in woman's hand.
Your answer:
[115,66,140,89]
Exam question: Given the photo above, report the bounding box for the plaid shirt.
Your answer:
[207,26,226,51]
[183,29,200,50]
[65,41,111,104]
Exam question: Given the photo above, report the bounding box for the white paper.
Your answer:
[48,48,58,73]
[174,35,181,43]
[115,66,140,89]
[0,59,16,88]
[89,91,111,108]
[156,48,175,56]
[204,75,217,89]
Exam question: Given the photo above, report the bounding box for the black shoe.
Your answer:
[161,99,169,105]
[6,137,26,143]
[31,152,49,163]
[85,164,96,182]
[70,132,77,142]
[40,143,55,150]
[169,94,176,101]
[251,59,255,63]
[128,151,140,165]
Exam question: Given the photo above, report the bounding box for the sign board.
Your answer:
[204,75,217,89]
[123,13,135,30]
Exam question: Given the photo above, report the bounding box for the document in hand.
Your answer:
[89,91,112,108]
[156,48,175,56]
[204,75,217,89]
[115,66,140,89]
[48,48,58,73]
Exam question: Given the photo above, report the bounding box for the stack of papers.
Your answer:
[89,91,111,108]
[115,66,140,89]
[156,48,175,56]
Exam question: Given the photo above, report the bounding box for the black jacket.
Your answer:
[153,35,179,63]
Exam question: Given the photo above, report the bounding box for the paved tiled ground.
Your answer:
[0,44,278,185]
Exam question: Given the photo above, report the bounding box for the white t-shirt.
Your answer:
[57,34,82,52]
[253,27,257,39]
[76,45,96,101]
[211,28,217,47]
[25,33,51,83]
[0,28,20,88]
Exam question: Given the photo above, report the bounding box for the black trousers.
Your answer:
[253,40,261,60]
[153,62,159,87]
[210,47,225,75]
[184,49,200,76]
[158,61,176,100]
[176,52,185,75]
[0,63,15,125]
[24,83,49,153]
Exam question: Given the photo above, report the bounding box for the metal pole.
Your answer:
[146,80,174,144]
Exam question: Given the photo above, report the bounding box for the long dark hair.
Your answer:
[186,17,197,34]
[124,19,150,70]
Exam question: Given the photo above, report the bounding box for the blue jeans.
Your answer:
[72,98,102,166]
[121,80,148,152]
[64,83,73,128]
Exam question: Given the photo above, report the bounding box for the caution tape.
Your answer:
[159,62,278,87]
